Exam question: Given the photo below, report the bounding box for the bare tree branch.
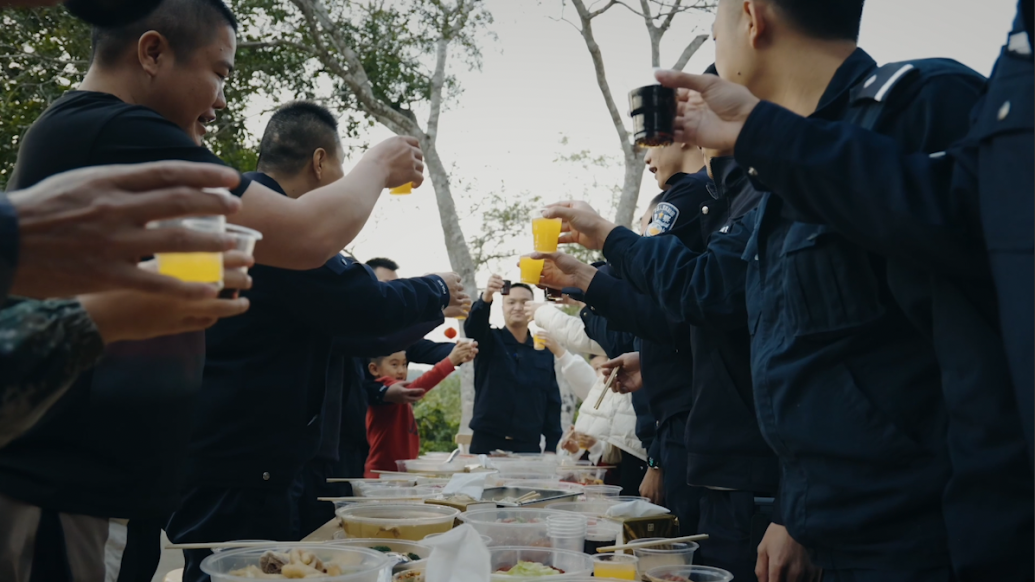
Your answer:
[658,0,684,31]
[588,0,621,19]
[238,39,317,55]
[671,33,708,70]
[569,0,634,155]
[289,0,420,136]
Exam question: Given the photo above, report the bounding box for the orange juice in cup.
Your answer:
[533,333,547,351]
[519,257,545,285]
[532,217,563,252]
[389,183,413,195]
[592,553,638,580]
[155,217,225,286]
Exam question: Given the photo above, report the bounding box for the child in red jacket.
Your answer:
[364,341,478,477]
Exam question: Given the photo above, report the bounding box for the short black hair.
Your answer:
[91,0,238,66]
[769,0,865,42]
[257,101,341,177]
[370,352,405,367]
[509,283,534,297]
[365,257,400,272]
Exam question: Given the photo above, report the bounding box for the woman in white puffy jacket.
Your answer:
[528,303,650,496]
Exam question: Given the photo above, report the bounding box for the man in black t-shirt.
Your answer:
[0,1,460,580]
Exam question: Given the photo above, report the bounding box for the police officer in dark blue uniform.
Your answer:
[631,4,1035,579]
[566,154,711,535]
[538,1,991,579]
[166,102,468,582]
[464,277,562,454]
[658,1,1035,468]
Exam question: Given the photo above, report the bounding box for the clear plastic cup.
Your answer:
[519,257,544,285]
[633,538,698,574]
[533,333,547,351]
[547,513,586,553]
[154,215,225,287]
[532,217,562,253]
[592,553,639,580]
[224,224,263,272]
[583,484,623,499]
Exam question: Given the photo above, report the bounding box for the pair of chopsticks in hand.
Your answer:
[594,366,621,409]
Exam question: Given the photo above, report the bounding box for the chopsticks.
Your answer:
[594,367,621,409]
[595,533,710,553]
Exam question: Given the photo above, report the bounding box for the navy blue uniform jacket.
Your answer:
[728,19,1035,579]
[463,298,562,450]
[602,49,974,570]
[186,173,449,489]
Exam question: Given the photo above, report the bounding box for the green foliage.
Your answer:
[0,0,492,186]
[0,7,89,187]
[413,372,461,454]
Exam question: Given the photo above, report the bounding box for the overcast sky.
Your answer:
[244,0,1017,342]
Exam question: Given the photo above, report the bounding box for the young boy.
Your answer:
[364,341,477,477]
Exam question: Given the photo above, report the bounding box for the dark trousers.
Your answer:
[166,477,304,582]
[116,518,165,582]
[695,490,773,582]
[299,459,348,537]
[658,415,702,536]
[822,567,956,582]
[614,450,647,497]
[470,432,541,454]
[335,445,368,484]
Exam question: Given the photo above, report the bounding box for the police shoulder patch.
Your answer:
[645,202,680,237]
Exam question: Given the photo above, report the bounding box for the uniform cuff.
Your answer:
[583,271,622,317]
[426,275,451,309]
[601,227,640,275]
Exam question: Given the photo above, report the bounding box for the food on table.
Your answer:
[338,504,458,541]
[493,561,564,576]
[228,549,344,579]
[392,571,424,581]
[650,575,690,582]
[368,546,421,563]
[495,515,543,524]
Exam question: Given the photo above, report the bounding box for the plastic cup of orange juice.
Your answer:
[519,257,545,285]
[389,183,413,195]
[532,217,562,253]
[593,553,638,580]
[154,215,225,288]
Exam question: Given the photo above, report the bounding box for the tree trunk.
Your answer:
[421,139,477,296]
[422,139,479,438]
[614,147,647,229]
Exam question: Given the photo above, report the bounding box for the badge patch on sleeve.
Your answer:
[645,202,680,237]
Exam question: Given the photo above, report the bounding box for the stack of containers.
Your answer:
[546,513,587,553]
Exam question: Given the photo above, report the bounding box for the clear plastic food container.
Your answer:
[395,458,468,474]
[458,508,572,547]
[336,504,459,541]
[351,485,437,499]
[328,539,430,574]
[200,544,391,582]
[488,546,594,580]
[644,565,734,582]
